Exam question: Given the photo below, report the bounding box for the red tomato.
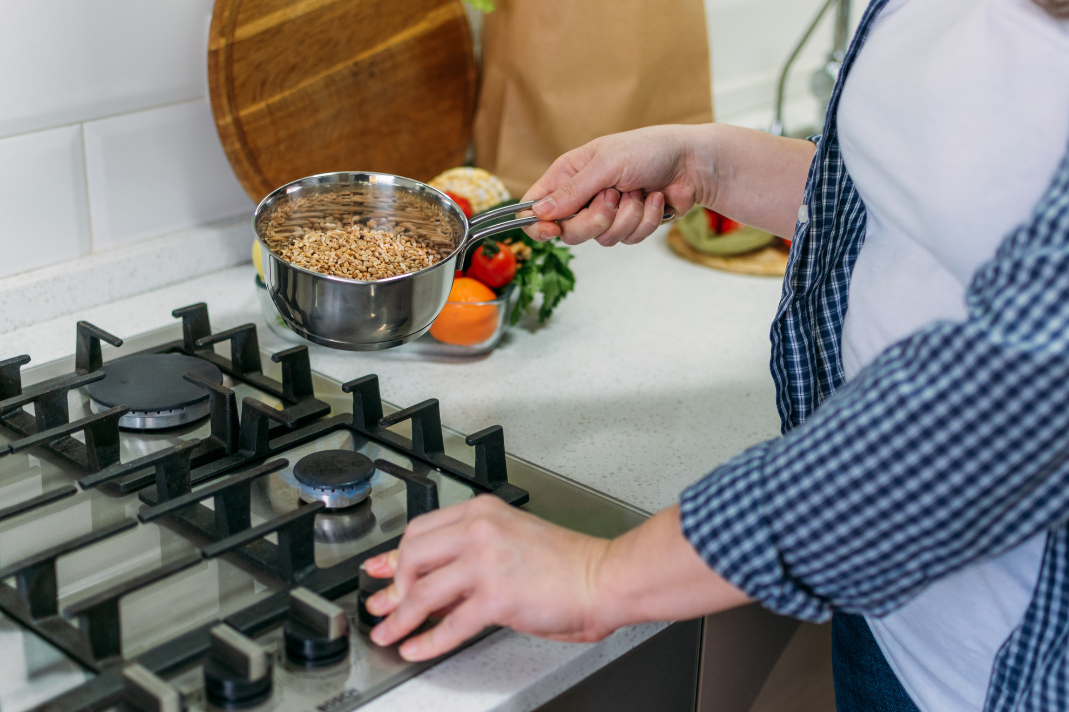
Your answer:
[468,242,517,288]
[444,191,473,219]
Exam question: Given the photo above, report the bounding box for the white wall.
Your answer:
[0,0,252,281]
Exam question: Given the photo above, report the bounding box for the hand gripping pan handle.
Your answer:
[460,198,678,258]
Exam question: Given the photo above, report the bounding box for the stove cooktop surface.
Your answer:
[0,305,645,712]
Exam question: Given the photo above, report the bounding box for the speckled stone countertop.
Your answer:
[0,225,785,711]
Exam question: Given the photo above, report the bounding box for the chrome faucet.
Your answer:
[770,0,851,137]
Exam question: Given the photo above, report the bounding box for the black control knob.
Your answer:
[284,587,350,667]
[203,624,272,709]
[123,663,183,712]
[357,564,392,636]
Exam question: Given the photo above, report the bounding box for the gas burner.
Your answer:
[86,353,222,430]
[0,303,542,712]
[314,498,377,543]
[294,450,375,509]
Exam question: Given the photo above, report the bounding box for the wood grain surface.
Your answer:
[209,0,478,202]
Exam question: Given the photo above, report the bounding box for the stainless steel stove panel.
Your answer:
[0,321,648,712]
[0,611,91,710]
[116,587,414,712]
[0,433,284,653]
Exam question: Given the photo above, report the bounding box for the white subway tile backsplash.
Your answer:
[0,0,214,140]
[0,217,252,335]
[0,126,91,279]
[83,99,254,251]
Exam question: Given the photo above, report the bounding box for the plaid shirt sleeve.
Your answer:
[680,147,1069,623]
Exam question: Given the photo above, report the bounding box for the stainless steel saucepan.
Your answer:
[254,171,675,351]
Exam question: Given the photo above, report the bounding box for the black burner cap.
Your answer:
[293,451,375,489]
[85,354,222,412]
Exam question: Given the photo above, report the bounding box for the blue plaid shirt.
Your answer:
[679,0,1069,709]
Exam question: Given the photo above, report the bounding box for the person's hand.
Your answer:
[520,124,717,247]
[363,499,750,663]
[363,495,613,661]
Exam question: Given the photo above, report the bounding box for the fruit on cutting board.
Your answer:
[429,277,498,345]
[677,206,776,256]
[468,241,517,288]
[706,209,742,235]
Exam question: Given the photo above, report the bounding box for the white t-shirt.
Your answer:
[835,0,1069,709]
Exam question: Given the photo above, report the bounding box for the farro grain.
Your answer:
[265,211,452,281]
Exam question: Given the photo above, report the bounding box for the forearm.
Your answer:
[683,255,1069,619]
[593,505,751,631]
[522,122,816,245]
[690,124,816,238]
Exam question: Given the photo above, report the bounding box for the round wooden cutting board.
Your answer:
[208,0,478,202]
[667,225,790,277]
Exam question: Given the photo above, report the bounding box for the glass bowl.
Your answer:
[255,276,517,356]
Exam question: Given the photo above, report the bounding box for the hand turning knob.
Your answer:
[203,624,272,709]
[284,587,350,667]
[357,564,392,636]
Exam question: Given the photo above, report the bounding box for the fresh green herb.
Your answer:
[465,0,496,12]
[529,242,575,323]
[473,200,576,325]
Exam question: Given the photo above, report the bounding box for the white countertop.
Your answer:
[0,225,785,710]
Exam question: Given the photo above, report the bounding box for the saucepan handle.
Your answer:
[462,199,677,255]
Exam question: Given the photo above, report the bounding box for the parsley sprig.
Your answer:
[471,200,576,325]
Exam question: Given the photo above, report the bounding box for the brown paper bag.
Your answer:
[473,0,713,198]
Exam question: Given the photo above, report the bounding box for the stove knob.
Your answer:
[123,664,183,712]
[203,624,272,709]
[283,587,350,667]
[357,564,392,636]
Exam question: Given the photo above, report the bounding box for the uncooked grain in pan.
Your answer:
[274,225,450,281]
[263,196,453,281]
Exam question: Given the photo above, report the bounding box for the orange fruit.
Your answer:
[429,277,498,346]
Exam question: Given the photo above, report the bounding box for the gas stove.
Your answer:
[0,304,645,712]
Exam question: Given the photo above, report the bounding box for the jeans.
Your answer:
[832,611,921,712]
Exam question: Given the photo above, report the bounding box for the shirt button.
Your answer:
[798,204,809,223]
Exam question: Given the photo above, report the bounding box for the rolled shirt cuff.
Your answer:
[680,441,832,622]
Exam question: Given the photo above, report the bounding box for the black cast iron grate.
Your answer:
[0,303,529,712]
